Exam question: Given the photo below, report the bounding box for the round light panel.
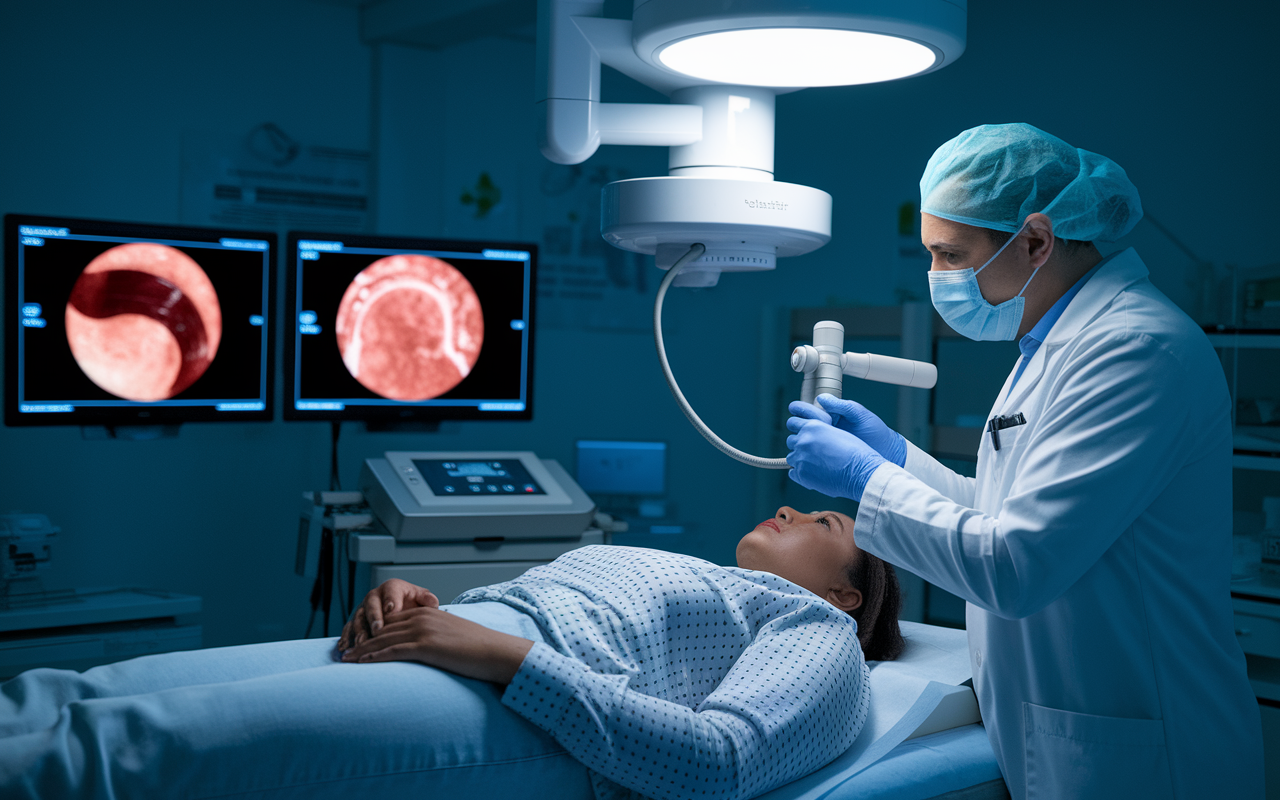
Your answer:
[658,28,938,88]
[631,0,967,89]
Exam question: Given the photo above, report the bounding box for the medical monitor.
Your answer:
[4,214,275,427]
[575,440,667,496]
[284,231,536,423]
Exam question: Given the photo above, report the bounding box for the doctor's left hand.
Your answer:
[340,606,535,685]
[786,415,888,502]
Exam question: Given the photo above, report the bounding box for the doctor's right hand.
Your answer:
[339,579,439,652]
[786,416,887,502]
[789,395,907,468]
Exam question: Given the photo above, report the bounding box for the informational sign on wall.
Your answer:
[180,124,371,233]
[535,163,657,332]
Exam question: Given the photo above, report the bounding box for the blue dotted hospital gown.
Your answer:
[456,545,870,800]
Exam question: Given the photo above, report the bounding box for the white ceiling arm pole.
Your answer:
[536,0,603,164]
[668,85,775,182]
[537,0,703,165]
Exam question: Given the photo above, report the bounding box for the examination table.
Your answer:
[757,621,1008,800]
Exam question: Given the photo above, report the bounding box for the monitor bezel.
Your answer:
[282,230,538,424]
[3,213,277,427]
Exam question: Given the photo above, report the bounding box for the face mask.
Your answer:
[927,221,1039,342]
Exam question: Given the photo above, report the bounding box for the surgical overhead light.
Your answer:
[630,0,966,89]
[655,28,939,88]
[536,0,961,468]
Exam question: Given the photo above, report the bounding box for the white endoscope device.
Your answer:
[538,0,963,468]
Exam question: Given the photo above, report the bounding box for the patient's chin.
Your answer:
[735,532,769,571]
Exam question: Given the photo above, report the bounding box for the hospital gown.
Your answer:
[457,545,871,800]
[0,545,867,800]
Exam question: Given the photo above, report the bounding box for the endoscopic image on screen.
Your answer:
[294,250,527,406]
[18,237,267,404]
[65,242,222,401]
[334,254,484,402]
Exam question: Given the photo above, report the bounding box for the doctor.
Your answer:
[786,123,1263,799]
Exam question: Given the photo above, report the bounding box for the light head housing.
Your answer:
[632,0,967,89]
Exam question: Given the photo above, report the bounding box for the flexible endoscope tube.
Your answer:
[654,243,790,470]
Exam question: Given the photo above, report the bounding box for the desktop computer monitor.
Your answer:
[284,231,536,424]
[4,214,275,427]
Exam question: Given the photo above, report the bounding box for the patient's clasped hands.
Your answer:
[337,578,535,685]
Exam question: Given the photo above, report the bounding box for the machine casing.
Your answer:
[359,452,597,542]
[352,451,604,604]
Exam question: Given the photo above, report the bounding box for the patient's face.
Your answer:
[736,507,862,612]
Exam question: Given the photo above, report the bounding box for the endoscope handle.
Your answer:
[841,352,937,390]
[790,345,823,404]
[791,320,937,410]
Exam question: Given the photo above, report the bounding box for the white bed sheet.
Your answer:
[821,725,1005,800]
[758,621,990,800]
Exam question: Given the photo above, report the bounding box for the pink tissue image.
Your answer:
[335,254,484,401]
[65,243,222,401]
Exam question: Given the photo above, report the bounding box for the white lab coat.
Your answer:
[855,249,1264,800]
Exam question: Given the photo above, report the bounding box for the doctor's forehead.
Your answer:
[923,238,969,253]
[921,213,983,245]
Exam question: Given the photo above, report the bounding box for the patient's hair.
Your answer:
[846,552,905,661]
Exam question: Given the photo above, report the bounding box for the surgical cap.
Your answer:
[919,123,1142,243]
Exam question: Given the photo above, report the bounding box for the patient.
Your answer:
[0,507,902,800]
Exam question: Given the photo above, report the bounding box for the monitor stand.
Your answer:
[81,424,181,441]
[363,420,441,433]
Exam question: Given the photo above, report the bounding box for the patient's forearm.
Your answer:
[475,631,536,685]
[341,607,535,685]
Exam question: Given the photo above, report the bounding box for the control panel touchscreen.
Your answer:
[414,459,546,496]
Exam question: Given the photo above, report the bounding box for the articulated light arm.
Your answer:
[536,0,703,164]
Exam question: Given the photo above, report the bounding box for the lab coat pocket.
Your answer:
[992,421,1027,454]
[1023,702,1173,800]
[977,424,1027,500]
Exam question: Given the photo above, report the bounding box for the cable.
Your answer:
[304,572,320,638]
[335,533,348,621]
[346,541,358,620]
[329,421,342,491]
[654,244,790,470]
[319,529,334,637]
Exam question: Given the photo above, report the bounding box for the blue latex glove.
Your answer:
[785,416,888,502]
[788,394,907,468]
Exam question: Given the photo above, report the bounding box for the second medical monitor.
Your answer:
[284,232,536,423]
